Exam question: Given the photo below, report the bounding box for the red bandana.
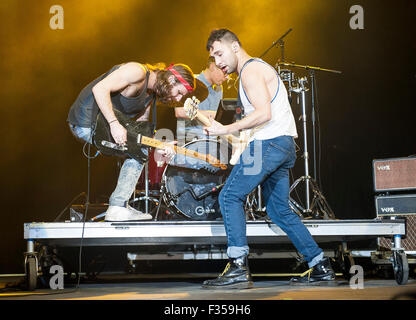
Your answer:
[166,64,194,92]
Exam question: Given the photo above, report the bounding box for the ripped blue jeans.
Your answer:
[69,124,145,207]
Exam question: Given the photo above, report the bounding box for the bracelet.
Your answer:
[108,119,118,125]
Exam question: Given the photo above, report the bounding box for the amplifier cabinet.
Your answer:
[375,194,416,217]
[378,215,416,252]
[373,157,416,192]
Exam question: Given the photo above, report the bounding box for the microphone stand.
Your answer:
[278,62,341,187]
[276,62,341,220]
[259,28,292,60]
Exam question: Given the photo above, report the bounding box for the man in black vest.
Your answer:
[68,62,196,221]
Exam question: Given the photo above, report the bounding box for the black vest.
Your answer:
[67,64,155,128]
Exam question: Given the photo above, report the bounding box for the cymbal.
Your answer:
[157,78,209,108]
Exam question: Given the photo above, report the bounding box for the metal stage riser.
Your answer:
[24,219,405,247]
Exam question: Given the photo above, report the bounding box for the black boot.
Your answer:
[202,256,253,289]
[290,257,336,285]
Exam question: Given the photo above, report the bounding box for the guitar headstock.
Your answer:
[183,96,200,120]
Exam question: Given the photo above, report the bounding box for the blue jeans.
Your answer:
[69,124,145,207]
[220,135,323,267]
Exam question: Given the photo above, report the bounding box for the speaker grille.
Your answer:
[373,157,416,192]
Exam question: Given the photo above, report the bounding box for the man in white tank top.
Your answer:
[202,29,335,289]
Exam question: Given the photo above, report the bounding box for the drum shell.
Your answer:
[138,148,167,190]
[162,139,231,220]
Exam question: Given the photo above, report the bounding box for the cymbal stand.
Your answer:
[153,182,166,221]
[277,62,341,183]
[130,163,151,213]
[289,77,335,220]
[131,153,160,216]
[245,185,266,220]
[259,28,292,59]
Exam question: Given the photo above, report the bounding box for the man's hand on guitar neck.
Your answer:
[155,140,177,163]
[203,115,230,136]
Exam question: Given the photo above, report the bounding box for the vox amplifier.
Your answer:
[373,157,416,192]
[375,194,416,217]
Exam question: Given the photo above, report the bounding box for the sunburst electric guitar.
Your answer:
[93,108,227,170]
[183,97,252,165]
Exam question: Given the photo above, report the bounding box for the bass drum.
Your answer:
[162,139,232,221]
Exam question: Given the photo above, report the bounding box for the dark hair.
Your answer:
[206,28,241,51]
[151,63,195,104]
[206,56,216,68]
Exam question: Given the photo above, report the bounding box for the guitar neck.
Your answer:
[194,111,236,144]
[139,136,225,168]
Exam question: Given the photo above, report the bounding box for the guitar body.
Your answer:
[228,130,250,165]
[93,109,153,163]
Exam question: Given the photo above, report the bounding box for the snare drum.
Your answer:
[138,148,167,190]
[162,139,231,220]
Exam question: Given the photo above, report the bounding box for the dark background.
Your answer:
[0,0,415,273]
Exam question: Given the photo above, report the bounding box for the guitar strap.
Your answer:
[151,95,157,134]
[236,90,244,121]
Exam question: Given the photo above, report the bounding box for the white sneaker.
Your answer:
[105,205,152,221]
[127,205,152,220]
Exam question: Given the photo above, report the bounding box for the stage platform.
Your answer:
[22,218,413,290]
[24,218,405,247]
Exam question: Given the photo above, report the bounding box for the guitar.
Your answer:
[184,97,251,165]
[93,108,228,170]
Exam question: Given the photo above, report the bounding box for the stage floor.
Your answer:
[1,274,415,301]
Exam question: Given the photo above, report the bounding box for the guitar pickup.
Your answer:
[101,140,128,151]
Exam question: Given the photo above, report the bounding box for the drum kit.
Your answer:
[129,29,342,222]
[131,137,268,221]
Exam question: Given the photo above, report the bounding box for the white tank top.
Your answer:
[238,58,298,141]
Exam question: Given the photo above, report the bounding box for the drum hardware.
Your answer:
[259,28,292,60]
[128,149,163,216]
[245,186,267,220]
[285,75,337,219]
[153,183,171,221]
[259,28,293,103]
[144,160,150,214]
[262,28,340,219]
[173,182,225,201]
[278,62,341,180]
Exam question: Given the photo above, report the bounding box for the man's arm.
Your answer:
[92,62,146,122]
[92,62,146,144]
[175,107,216,119]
